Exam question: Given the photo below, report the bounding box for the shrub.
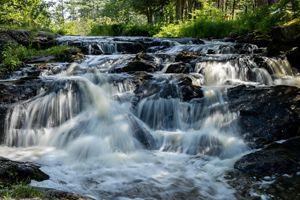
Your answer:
[1,43,32,70]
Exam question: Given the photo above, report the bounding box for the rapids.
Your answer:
[0,36,299,199]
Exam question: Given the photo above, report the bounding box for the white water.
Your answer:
[1,36,299,199]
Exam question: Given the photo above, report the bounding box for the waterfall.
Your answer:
[1,36,299,199]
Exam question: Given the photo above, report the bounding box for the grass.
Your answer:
[0,184,44,199]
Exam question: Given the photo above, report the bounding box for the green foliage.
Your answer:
[0,0,50,29]
[1,43,78,71]
[0,184,43,199]
[156,3,235,38]
[156,1,300,38]
[89,24,161,36]
[1,43,31,71]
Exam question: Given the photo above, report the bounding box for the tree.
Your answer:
[0,0,50,27]
[128,0,171,24]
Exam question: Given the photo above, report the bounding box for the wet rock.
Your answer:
[0,79,44,103]
[175,51,204,62]
[178,77,204,101]
[0,105,8,142]
[165,62,191,73]
[186,134,223,156]
[117,60,159,73]
[127,115,156,149]
[287,47,300,71]
[228,170,300,200]
[229,137,300,199]
[0,157,49,185]
[235,138,300,177]
[27,56,57,63]
[173,38,205,45]
[207,49,216,54]
[117,42,145,54]
[134,76,203,103]
[113,52,160,73]
[228,85,300,148]
[39,188,94,200]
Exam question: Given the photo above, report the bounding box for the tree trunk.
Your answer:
[231,0,236,19]
[176,0,186,21]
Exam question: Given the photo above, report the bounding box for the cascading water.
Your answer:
[1,36,299,199]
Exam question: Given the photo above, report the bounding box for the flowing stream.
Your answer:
[0,36,299,199]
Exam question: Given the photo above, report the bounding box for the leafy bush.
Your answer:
[1,43,32,70]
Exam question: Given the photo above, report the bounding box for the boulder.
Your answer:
[112,52,160,73]
[234,138,300,177]
[117,42,145,54]
[287,47,300,71]
[134,76,203,103]
[175,51,204,62]
[228,85,300,148]
[0,157,49,185]
[165,62,192,73]
[229,137,300,199]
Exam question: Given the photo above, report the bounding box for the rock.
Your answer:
[165,62,191,73]
[112,52,160,73]
[178,77,204,101]
[39,188,94,200]
[27,56,57,63]
[0,157,49,185]
[175,51,204,62]
[0,79,44,104]
[271,24,300,44]
[234,138,300,177]
[117,42,145,54]
[127,115,156,149]
[0,105,8,142]
[287,47,300,71]
[228,85,300,148]
[227,169,300,200]
[229,137,300,199]
[173,38,205,45]
[117,60,159,73]
[268,22,300,57]
[134,76,203,103]
[0,30,57,50]
[0,31,17,52]
[207,49,216,54]
[236,31,272,47]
